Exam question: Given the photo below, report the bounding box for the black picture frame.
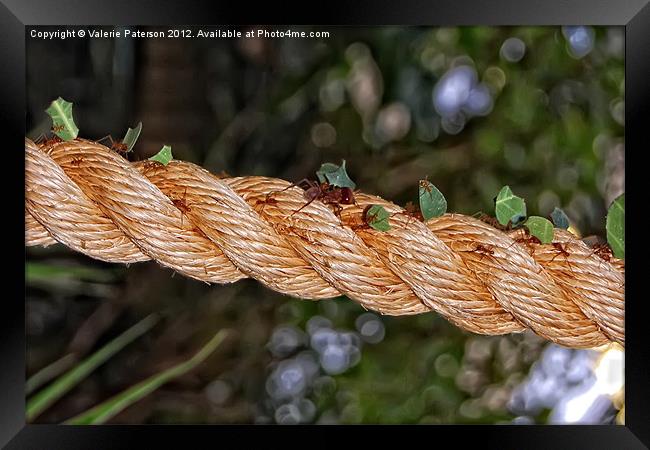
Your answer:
[1,0,647,448]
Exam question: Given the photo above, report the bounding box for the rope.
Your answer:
[25,138,625,349]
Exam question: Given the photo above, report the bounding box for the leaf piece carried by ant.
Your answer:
[148,145,173,166]
[550,207,570,230]
[364,204,391,232]
[524,216,554,244]
[418,180,447,221]
[315,160,356,189]
[495,185,526,226]
[45,97,79,141]
[606,194,624,259]
[121,122,143,152]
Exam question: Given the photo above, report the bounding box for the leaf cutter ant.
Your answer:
[548,241,576,272]
[403,201,424,224]
[474,212,512,231]
[473,243,496,259]
[34,132,63,147]
[508,230,541,255]
[588,243,617,272]
[288,179,356,218]
[252,193,279,214]
[96,135,129,154]
[589,243,613,262]
[70,156,84,166]
[362,204,380,226]
[170,187,191,226]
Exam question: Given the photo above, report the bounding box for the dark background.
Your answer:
[25,25,624,425]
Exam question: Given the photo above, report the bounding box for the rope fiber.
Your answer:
[25,138,625,349]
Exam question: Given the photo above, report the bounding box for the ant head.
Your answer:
[319,181,332,191]
[339,187,355,204]
[405,201,418,211]
[361,204,375,223]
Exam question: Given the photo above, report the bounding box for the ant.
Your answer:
[138,159,168,179]
[403,201,424,224]
[590,243,613,262]
[70,156,84,166]
[170,187,191,226]
[473,212,512,231]
[361,204,381,227]
[583,240,619,273]
[356,204,408,232]
[469,242,508,270]
[252,193,279,214]
[419,179,432,194]
[345,204,378,231]
[288,179,356,218]
[508,231,541,254]
[550,242,570,259]
[96,135,129,154]
[141,159,163,171]
[548,242,575,272]
[51,124,65,133]
[474,243,495,256]
[472,243,496,261]
[34,132,62,147]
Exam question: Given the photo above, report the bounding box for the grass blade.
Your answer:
[64,329,229,425]
[26,313,160,422]
[26,353,77,396]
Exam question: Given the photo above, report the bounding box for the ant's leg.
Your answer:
[96,135,115,146]
[290,196,317,217]
[556,245,575,273]
[265,178,315,204]
[332,203,343,218]
[551,251,573,271]
[472,245,487,263]
[587,247,605,271]
[549,247,566,264]
[506,239,523,252]
[275,178,310,194]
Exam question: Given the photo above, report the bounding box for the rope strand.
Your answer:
[25,138,624,348]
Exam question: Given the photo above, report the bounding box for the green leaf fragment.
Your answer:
[148,145,173,165]
[550,207,570,230]
[316,160,356,189]
[45,97,79,141]
[524,216,554,244]
[122,122,143,152]
[495,185,527,226]
[365,205,391,232]
[606,194,624,259]
[316,163,338,183]
[418,180,447,221]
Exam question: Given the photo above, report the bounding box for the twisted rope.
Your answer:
[25,138,625,348]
